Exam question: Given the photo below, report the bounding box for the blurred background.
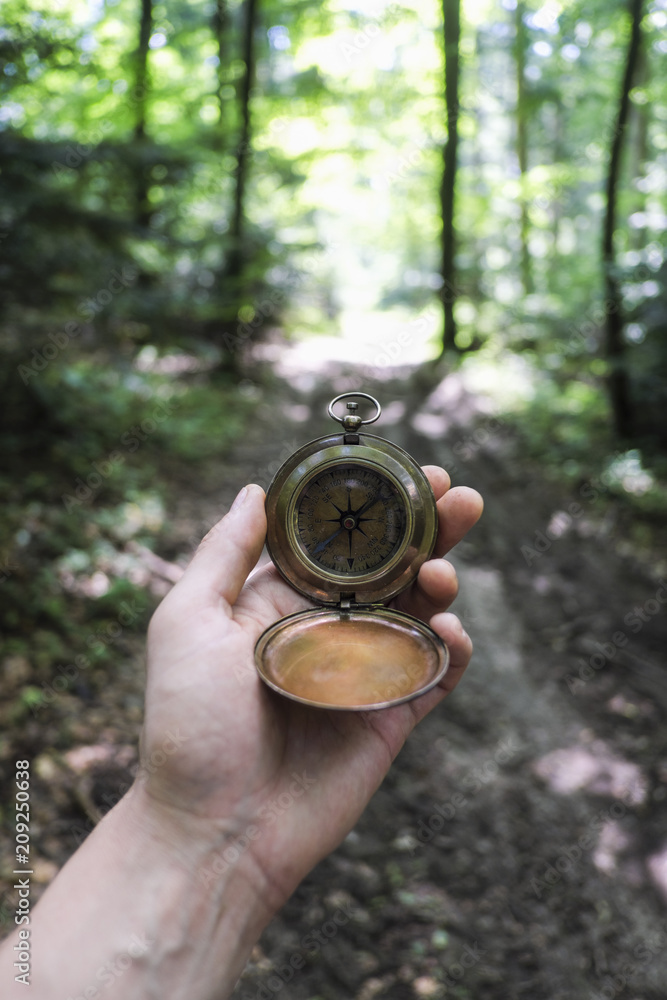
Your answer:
[1,0,667,997]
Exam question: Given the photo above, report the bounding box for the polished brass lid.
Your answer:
[255,607,448,711]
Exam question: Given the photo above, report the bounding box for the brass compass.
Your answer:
[255,392,449,710]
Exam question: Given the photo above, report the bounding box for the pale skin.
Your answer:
[0,469,482,999]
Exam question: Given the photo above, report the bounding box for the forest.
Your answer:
[1,0,667,997]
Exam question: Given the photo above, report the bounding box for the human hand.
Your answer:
[137,467,483,914]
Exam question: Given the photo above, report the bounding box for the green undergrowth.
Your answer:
[0,347,255,737]
[502,374,667,563]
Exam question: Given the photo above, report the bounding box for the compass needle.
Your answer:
[312,527,343,555]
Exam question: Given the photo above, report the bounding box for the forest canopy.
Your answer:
[2,0,665,401]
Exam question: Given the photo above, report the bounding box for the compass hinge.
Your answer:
[343,432,360,445]
[339,597,389,614]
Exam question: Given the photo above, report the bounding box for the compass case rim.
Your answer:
[254,606,449,711]
[265,431,437,606]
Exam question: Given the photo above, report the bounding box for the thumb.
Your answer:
[181,484,267,606]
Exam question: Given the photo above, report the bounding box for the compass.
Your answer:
[254,392,449,711]
[296,464,404,575]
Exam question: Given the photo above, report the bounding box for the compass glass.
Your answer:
[294,464,406,576]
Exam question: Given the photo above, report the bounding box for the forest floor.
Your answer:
[3,357,667,1000]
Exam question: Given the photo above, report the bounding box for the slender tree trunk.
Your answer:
[602,0,643,440]
[515,2,533,294]
[551,98,564,255]
[440,0,461,354]
[133,0,153,229]
[213,0,231,130]
[227,0,257,280]
[628,47,649,250]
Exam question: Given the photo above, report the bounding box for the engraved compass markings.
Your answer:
[296,465,405,574]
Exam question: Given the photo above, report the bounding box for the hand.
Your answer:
[139,467,483,912]
[0,467,482,1000]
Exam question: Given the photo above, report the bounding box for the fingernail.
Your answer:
[230,486,248,512]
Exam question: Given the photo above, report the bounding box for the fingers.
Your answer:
[406,612,473,725]
[393,558,458,620]
[422,465,451,501]
[433,485,484,557]
[393,469,482,622]
[178,484,267,606]
[431,611,473,695]
[422,465,483,556]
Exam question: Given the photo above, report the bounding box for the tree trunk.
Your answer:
[551,98,564,255]
[514,1,533,294]
[440,0,461,354]
[602,0,643,440]
[227,0,257,281]
[213,0,231,130]
[133,0,153,230]
[628,46,649,250]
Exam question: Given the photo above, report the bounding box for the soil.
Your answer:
[2,361,667,1000]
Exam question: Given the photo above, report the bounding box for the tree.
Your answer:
[514,1,533,295]
[439,0,461,354]
[602,0,644,440]
[213,0,232,130]
[133,0,154,230]
[226,0,258,282]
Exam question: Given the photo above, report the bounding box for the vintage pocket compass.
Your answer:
[254,392,449,711]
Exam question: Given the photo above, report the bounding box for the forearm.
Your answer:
[0,784,273,1000]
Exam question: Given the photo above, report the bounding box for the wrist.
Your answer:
[0,782,276,1000]
[114,782,277,994]
[124,777,279,910]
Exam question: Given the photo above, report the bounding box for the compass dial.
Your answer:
[295,464,406,576]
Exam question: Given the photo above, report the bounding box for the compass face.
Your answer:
[294,464,406,576]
